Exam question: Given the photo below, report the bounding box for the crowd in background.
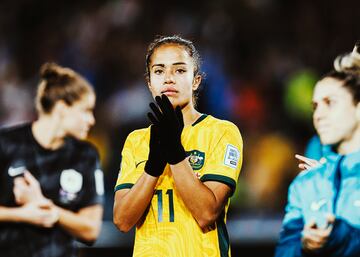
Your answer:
[0,0,359,220]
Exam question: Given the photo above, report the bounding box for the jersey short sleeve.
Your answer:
[114,130,148,192]
[200,122,243,194]
[76,145,104,209]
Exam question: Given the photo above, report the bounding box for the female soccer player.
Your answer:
[0,63,104,257]
[295,42,360,171]
[275,44,360,257]
[113,36,243,257]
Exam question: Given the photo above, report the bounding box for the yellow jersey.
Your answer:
[115,114,243,257]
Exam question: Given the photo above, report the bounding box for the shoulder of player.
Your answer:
[126,127,150,143]
[0,122,32,150]
[204,115,241,136]
[0,122,31,139]
[203,115,236,128]
[120,127,150,152]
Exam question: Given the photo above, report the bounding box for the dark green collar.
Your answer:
[192,114,208,127]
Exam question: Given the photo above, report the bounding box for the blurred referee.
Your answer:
[0,63,104,257]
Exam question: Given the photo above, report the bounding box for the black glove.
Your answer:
[148,94,186,165]
[144,125,167,177]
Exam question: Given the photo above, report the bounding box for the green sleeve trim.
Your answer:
[200,174,236,195]
[114,183,134,192]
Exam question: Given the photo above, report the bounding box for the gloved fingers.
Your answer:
[149,124,158,145]
[149,102,163,121]
[160,94,175,117]
[155,95,168,118]
[175,106,184,128]
[150,124,162,138]
[148,112,160,126]
[154,95,164,111]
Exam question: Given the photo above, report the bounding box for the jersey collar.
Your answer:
[192,114,208,127]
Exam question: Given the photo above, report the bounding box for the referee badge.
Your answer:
[60,169,83,203]
[186,150,205,170]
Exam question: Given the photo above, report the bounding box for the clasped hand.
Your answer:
[13,171,59,227]
[301,214,335,252]
[144,95,186,177]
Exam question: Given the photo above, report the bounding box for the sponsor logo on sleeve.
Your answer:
[224,144,240,169]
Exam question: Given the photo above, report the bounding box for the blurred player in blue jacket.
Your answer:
[275,43,360,257]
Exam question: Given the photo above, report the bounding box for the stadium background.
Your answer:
[0,0,358,256]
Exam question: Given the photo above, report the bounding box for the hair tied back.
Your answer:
[40,62,70,86]
[334,41,360,74]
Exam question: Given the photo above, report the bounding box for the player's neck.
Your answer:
[181,103,201,127]
[32,116,66,150]
[337,125,360,155]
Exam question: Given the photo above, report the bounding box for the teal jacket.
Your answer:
[275,148,360,257]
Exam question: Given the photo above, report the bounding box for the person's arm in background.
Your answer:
[56,148,104,243]
[274,181,342,257]
[276,176,360,257]
[0,133,58,229]
[0,201,58,228]
[14,169,103,243]
[54,204,103,243]
[60,149,105,243]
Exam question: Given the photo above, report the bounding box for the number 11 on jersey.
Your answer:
[155,189,174,222]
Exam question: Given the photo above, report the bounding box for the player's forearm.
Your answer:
[171,160,222,229]
[0,206,25,222]
[113,173,158,232]
[55,205,103,242]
